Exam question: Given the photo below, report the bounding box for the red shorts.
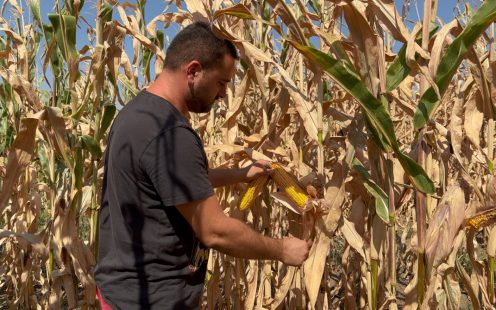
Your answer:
[96,288,113,310]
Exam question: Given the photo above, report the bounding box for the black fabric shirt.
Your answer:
[94,90,214,309]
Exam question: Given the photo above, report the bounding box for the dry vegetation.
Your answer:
[1,0,496,309]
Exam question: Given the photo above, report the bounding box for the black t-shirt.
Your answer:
[94,90,214,309]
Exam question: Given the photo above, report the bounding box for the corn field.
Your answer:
[1,0,496,309]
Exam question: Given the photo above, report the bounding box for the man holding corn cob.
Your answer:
[94,22,311,310]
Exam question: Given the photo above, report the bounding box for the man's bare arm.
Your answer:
[208,160,273,188]
[176,195,311,266]
[208,167,247,188]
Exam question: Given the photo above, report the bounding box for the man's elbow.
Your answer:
[197,220,233,250]
[200,230,224,249]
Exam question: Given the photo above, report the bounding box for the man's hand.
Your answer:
[244,160,273,182]
[280,237,312,266]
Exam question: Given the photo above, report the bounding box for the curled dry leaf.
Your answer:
[303,165,344,308]
[486,174,496,203]
[425,185,465,272]
[463,89,484,149]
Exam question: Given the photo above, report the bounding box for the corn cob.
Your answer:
[271,163,309,209]
[466,208,496,230]
[239,175,269,211]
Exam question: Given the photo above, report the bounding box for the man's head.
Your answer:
[164,22,239,113]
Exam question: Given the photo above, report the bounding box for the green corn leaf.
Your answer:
[80,135,102,159]
[414,0,496,129]
[98,105,116,141]
[100,2,113,23]
[308,0,321,15]
[41,24,62,78]
[156,30,165,48]
[352,158,389,223]
[213,3,274,27]
[214,4,256,20]
[386,24,439,92]
[29,0,42,28]
[290,40,435,194]
[74,147,84,189]
[48,14,78,61]
[364,113,389,152]
[118,74,139,96]
[330,41,358,78]
[143,48,152,81]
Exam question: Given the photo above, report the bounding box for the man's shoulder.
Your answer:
[117,91,188,133]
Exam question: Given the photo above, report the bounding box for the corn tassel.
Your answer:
[466,208,496,230]
[271,163,308,209]
[239,175,269,211]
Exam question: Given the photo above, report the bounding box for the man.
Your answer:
[94,21,311,309]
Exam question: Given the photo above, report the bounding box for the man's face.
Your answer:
[187,54,236,113]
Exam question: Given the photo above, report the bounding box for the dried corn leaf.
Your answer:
[303,165,344,308]
[425,185,465,272]
[464,89,484,148]
[0,116,39,213]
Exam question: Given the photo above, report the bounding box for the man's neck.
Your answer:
[146,70,189,117]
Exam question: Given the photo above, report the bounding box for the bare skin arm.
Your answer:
[176,195,311,266]
[208,160,273,188]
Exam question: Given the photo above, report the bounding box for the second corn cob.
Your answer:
[239,175,269,211]
[271,163,309,209]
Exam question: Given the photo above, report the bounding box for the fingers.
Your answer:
[281,237,312,266]
[248,160,273,178]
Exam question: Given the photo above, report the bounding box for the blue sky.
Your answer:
[35,0,466,52]
[30,0,472,89]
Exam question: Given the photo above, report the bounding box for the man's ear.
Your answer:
[186,60,202,80]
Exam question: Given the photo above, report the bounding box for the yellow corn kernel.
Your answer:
[239,175,269,211]
[271,163,308,208]
[466,209,496,230]
[466,215,487,230]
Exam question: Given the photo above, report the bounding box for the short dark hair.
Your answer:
[164,21,239,70]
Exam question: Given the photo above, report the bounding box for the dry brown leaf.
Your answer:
[428,19,460,78]
[146,12,192,37]
[0,116,39,214]
[367,0,411,42]
[468,47,493,119]
[183,0,211,21]
[487,58,496,105]
[486,175,496,204]
[0,68,43,110]
[270,266,296,309]
[488,226,496,257]
[244,260,258,309]
[204,144,271,161]
[0,230,48,256]
[340,1,380,95]
[341,218,366,260]
[271,66,319,141]
[45,107,73,169]
[223,73,250,144]
[449,82,465,165]
[425,185,465,272]
[110,20,165,62]
[464,89,484,149]
[370,215,385,261]
[303,164,344,308]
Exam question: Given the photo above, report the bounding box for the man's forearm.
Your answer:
[176,195,310,266]
[208,167,247,188]
[205,216,283,261]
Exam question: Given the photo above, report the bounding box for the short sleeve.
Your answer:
[140,126,214,206]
